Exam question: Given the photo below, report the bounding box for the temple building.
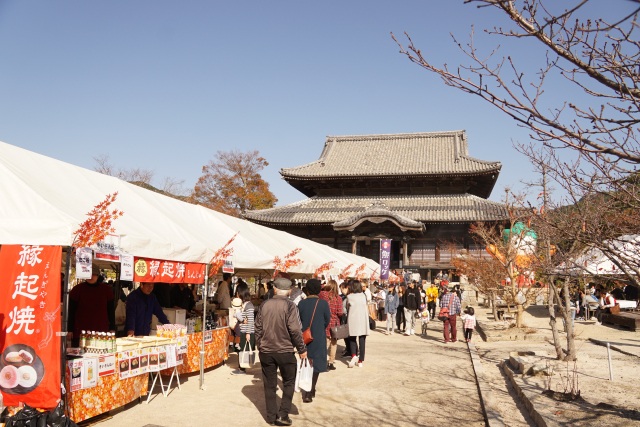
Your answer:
[244,130,509,280]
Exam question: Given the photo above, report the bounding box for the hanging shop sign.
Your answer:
[221,259,234,274]
[92,234,121,262]
[75,247,93,280]
[120,254,134,281]
[0,244,62,408]
[134,257,205,284]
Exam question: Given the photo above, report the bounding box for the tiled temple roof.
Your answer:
[281,130,501,180]
[244,194,509,225]
[333,200,425,232]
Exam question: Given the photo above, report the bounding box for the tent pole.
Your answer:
[200,265,208,390]
[61,246,72,413]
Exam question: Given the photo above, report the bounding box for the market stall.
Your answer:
[0,141,381,423]
[64,328,226,423]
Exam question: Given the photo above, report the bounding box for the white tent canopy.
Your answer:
[0,141,378,276]
[557,235,640,277]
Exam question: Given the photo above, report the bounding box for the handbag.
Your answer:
[239,340,255,369]
[438,294,455,321]
[610,303,621,315]
[437,307,449,321]
[330,323,349,340]
[302,299,319,345]
[228,299,243,330]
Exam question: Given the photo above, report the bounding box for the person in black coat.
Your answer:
[297,279,331,403]
[403,281,422,335]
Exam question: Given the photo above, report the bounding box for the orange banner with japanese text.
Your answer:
[134,257,205,284]
[0,245,62,408]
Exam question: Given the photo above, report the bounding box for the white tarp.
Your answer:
[558,235,640,276]
[0,141,379,275]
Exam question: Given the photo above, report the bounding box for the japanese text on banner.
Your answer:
[0,245,62,408]
[379,239,391,281]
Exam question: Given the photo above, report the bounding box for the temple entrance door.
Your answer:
[354,238,401,269]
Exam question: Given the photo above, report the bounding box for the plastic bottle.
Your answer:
[80,330,87,350]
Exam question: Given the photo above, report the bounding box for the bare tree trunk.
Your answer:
[490,290,498,320]
[548,282,564,360]
[560,279,576,361]
[516,302,524,328]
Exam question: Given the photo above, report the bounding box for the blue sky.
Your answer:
[0,1,636,207]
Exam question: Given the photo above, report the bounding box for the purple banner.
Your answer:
[379,239,391,281]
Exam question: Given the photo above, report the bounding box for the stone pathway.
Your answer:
[82,325,485,427]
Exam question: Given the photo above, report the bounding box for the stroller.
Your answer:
[418,303,430,336]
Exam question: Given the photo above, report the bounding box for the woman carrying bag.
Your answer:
[319,279,344,371]
[231,282,255,375]
[298,279,331,403]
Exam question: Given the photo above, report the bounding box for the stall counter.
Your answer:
[162,327,229,375]
[66,369,148,423]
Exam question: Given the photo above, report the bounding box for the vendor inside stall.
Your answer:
[171,283,196,311]
[126,282,170,336]
[68,264,116,346]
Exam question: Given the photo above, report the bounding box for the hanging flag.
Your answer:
[379,239,392,281]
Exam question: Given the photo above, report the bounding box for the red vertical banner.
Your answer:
[0,245,62,408]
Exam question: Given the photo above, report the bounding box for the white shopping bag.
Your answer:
[294,358,313,392]
[239,341,255,369]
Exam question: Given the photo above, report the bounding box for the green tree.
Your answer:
[192,150,277,217]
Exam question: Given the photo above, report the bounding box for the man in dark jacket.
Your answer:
[255,277,307,426]
[403,281,421,336]
[125,282,170,336]
[68,265,115,346]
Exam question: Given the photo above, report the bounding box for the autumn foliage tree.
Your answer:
[209,233,237,276]
[192,150,277,217]
[451,249,508,321]
[339,264,354,280]
[314,261,336,278]
[73,192,124,248]
[272,248,302,278]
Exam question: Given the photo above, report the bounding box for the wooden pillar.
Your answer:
[351,236,357,254]
[402,240,408,268]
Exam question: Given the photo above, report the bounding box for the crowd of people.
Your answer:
[68,267,481,427]
[225,273,480,426]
